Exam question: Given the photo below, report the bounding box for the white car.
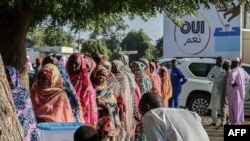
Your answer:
[158,57,250,116]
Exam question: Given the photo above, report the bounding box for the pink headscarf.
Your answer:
[83,56,96,75]
[66,53,98,126]
[149,61,161,95]
[31,64,74,122]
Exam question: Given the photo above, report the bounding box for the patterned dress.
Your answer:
[5,65,39,141]
[56,63,83,122]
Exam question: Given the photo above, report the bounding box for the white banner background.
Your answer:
[163,4,241,60]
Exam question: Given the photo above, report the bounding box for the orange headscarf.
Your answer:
[158,66,173,107]
[31,63,74,122]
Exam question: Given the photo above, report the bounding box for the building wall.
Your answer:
[242,30,250,63]
[61,46,74,54]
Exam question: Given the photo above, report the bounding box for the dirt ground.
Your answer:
[201,116,250,141]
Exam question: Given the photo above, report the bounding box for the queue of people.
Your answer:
[207,56,250,129]
[9,53,204,141]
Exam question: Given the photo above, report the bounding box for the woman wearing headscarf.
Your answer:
[130,61,152,95]
[148,61,161,95]
[119,55,140,140]
[119,55,136,95]
[30,63,74,122]
[99,60,122,97]
[42,54,58,66]
[111,60,133,139]
[158,66,173,107]
[66,53,98,127]
[5,65,39,141]
[92,65,127,141]
[130,61,152,141]
[41,55,84,123]
[55,63,84,123]
[83,55,97,76]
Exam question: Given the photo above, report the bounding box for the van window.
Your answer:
[189,63,215,77]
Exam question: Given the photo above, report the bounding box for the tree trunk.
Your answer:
[0,53,24,141]
[0,4,34,90]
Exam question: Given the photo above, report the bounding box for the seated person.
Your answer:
[74,125,98,141]
[139,92,210,141]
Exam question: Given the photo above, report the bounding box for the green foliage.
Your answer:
[88,22,128,60]
[81,39,111,58]
[155,37,163,59]
[1,0,249,31]
[120,29,154,61]
[26,27,75,47]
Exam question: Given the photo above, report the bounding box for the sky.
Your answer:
[123,13,164,41]
[79,13,164,42]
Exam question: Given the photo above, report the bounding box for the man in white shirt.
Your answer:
[139,92,210,141]
[207,56,225,126]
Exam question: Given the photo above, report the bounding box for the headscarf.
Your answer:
[42,55,58,66]
[112,60,133,136]
[119,55,135,90]
[92,65,108,91]
[5,65,39,141]
[31,63,74,122]
[58,55,69,67]
[66,53,98,126]
[130,61,152,95]
[158,66,173,107]
[93,65,126,141]
[83,56,96,76]
[55,63,83,122]
[149,61,161,95]
[100,60,122,97]
[36,57,43,65]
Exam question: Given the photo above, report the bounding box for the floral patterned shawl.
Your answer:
[93,65,127,141]
[5,65,39,141]
[130,61,152,95]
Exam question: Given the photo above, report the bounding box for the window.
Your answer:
[242,66,250,75]
[160,61,172,70]
[189,63,215,77]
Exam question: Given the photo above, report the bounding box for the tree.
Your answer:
[0,0,248,87]
[27,27,75,47]
[88,22,128,60]
[0,54,24,141]
[81,39,111,58]
[120,29,154,61]
[155,37,163,59]
[0,0,249,139]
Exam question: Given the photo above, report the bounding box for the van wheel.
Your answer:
[188,94,210,116]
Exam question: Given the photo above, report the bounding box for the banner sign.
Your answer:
[163,4,241,59]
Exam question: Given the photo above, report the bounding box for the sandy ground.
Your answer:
[201,116,250,141]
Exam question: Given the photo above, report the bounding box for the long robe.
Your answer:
[66,53,98,126]
[227,66,250,124]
